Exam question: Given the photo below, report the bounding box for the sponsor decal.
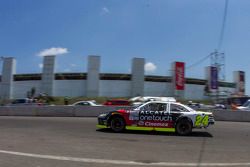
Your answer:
[175,62,185,90]
[128,110,139,121]
[137,121,169,128]
[139,110,173,122]
[210,66,218,90]
[138,121,144,126]
[144,122,169,127]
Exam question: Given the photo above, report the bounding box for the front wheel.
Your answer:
[110,116,125,133]
[176,119,192,136]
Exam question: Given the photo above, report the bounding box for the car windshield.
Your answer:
[136,102,194,112]
[175,103,195,112]
[243,100,250,107]
[91,101,98,105]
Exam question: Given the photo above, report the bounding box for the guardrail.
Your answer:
[0,106,250,122]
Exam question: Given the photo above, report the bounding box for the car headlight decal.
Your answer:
[99,113,107,117]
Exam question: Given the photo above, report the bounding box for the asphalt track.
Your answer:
[0,117,250,167]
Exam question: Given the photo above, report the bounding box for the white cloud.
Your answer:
[100,7,110,15]
[39,63,43,68]
[144,62,157,72]
[37,47,68,57]
[70,63,77,67]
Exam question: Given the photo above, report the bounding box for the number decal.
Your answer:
[195,115,202,126]
[195,115,209,127]
[202,115,209,127]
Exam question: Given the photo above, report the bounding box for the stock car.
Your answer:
[97,101,215,135]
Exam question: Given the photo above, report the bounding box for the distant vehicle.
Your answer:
[236,100,250,111]
[103,99,130,106]
[214,104,226,109]
[218,96,250,110]
[7,98,42,106]
[186,101,214,110]
[97,101,215,135]
[71,101,102,106]
[187,101,202,109]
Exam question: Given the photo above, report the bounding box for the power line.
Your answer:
[217,0,229,51]
[187,0,229,71]
[186,53,212,70]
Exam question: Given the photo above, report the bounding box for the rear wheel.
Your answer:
[176,119,192,136]
[110,116,125,132]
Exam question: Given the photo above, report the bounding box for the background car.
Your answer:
[7,98,44,106]
[221,96,250,110]
[214,103,226,109]
[103,99,130,106]
[236,99,250,111]
[71,100,102,106]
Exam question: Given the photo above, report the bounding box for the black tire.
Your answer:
[175,119,192,136]
[110,116,125,133]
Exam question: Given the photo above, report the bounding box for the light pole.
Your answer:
[0,57,3,101]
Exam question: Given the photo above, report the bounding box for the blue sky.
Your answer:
[0,0,250,93]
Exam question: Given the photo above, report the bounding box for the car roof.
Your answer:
[145,101,178,104]
[73,101,91,104]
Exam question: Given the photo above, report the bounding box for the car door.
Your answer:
[137,102,170,128]
[77,102,90,106]
[169,103,190,124]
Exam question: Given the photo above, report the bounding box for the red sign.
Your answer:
[239,71,245,94]
[175,62,185,90]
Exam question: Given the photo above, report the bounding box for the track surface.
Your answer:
[0,117,249,167]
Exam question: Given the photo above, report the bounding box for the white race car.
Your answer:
[97,101,215,135]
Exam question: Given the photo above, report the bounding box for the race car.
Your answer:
[97,101,215,135]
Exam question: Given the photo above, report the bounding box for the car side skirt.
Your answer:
[96,125,107,129]
[126,126,175,132]
[96,124,175,132]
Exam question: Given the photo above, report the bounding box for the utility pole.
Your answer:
[211,50,225,81]
[210,50,225,102]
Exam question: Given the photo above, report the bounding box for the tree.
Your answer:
[31,87,36,98]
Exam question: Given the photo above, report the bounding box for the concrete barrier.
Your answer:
[212,110,250,122]
[0,106,129,117]
[35,106,75,117]
[0,106,37,116]
[74,106,117,117]
[0,106,250,122]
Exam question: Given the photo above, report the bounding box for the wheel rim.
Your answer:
[177,122,191,135]
[180,123,188,133]
[111,118,124,131]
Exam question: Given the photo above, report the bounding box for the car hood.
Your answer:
[237,106,250,111]
[196,111,213,115]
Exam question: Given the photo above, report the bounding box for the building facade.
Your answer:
[0,56,237,100]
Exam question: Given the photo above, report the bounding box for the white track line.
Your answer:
[0,150,250,166]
